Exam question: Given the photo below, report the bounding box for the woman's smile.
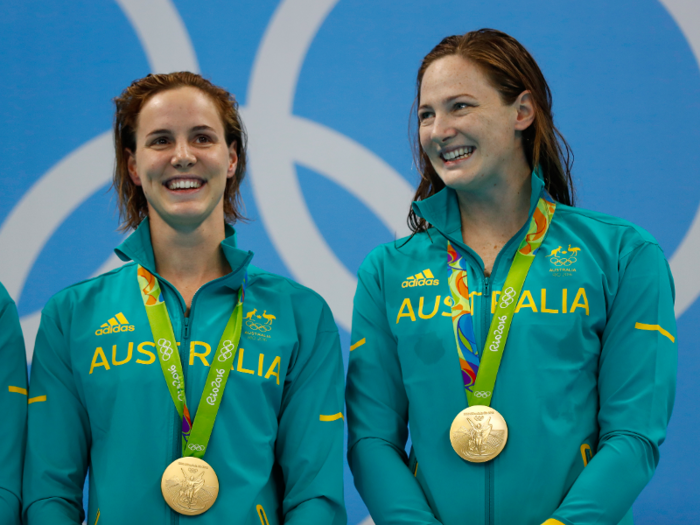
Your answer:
[163,176,206,192]
[440,145,476,166]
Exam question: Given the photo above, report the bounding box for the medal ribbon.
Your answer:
[137,265,245,458]
[448,193,556,407]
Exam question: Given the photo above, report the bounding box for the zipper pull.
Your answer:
[483,276,490,297]
[184,316,190,340]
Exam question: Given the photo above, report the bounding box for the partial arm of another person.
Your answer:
[0,284,28,524]
[347,259,442,525]
[23,303,90,525]
[546,242,677,525]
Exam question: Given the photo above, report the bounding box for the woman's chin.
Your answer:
[149,203,223,231]
[439,171,483,193]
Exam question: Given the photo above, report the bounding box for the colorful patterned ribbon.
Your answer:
[448,192,556,407]
[447,242,480,392]
[137,265,246,458]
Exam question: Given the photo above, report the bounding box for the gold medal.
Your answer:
[450,405,508,463]
[161,457,219,515]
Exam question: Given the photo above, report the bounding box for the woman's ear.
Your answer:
[227,142,238,179]
[126,149,142,186]
[514,91,536,131]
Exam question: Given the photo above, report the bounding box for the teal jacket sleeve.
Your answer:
[549,242,677,525]
[346,255,441,525]
[0,283,27,525]
[275,295,346,525]
[23,304,90,525]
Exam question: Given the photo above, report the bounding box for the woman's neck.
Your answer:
[149,212,231,313]
[456,168,532,275]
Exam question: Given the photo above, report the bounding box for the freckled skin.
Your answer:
[418,55,530,195]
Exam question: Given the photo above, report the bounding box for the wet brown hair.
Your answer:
[408,28,574,233]
[113,72,247,231]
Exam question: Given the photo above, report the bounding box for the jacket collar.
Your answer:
[412,169,546,250]
[115,218,253,291]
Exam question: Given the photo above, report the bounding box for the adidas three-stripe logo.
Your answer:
[402,269,440,288]
[95,312,135,336]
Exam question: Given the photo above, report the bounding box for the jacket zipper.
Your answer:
[445,201,534,525]
[160,281,193,525]
[479,274,494,525]
[155,269,242,525]
[161,281,182,525]
[487,461,495,525]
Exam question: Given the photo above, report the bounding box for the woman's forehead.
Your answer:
[420,56,494,103]
[137,87,224,132]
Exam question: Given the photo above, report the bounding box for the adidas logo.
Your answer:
[95,312,135,336]
[402,269,440,288]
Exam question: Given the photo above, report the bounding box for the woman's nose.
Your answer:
[431,114,457,144]
[172,141,196,168]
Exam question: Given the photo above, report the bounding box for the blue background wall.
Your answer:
[1,1,698,523]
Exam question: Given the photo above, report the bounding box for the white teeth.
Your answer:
[442,146,474,161]
[168,179,202,190]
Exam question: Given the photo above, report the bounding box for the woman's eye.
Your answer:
[418,111,434,123]
[151,137,169,146]
[454,102,472,111]
[195,135,212,143]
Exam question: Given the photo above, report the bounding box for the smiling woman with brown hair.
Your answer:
[23,72,346,525]
[113,72,248,232]
[346,29,676,525]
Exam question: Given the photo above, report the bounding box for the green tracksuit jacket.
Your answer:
[346,173,677,525]
[0,282,27,524]
[23,220,346,525]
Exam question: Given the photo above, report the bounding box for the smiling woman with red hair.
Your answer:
[346,29,676,525]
